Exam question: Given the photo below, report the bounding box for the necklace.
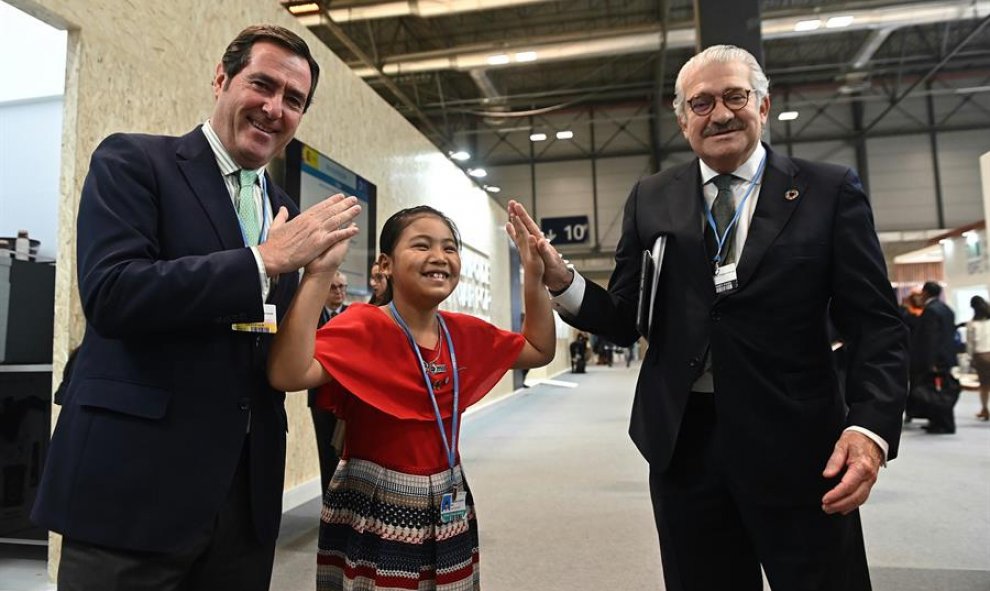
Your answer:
[424,321,447,375]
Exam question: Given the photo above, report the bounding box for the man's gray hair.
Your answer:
[672,45,770,121]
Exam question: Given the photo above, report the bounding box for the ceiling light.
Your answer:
[777,111,799,121]
[515,51,538,63]
[484,185,501,193]
[794,19,822,32]
[449,150,470,161]
[287,2,321,15]
[826,16,854,28]
[964,230,980,244]
[530,133,547,142]
[468,168,488,178]
[486,54,510,66]
[556,130,574,140]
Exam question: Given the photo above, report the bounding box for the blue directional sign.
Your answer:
[540,215,590,245]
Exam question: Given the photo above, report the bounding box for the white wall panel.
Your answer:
[595,156,652,249]
[937,129,990,227]
[790,141,857,172]
[867,134,938,231]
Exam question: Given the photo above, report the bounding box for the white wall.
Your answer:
[0,96,63,258]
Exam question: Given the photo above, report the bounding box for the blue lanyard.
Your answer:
[703,154,767,267]
[389,302,461,473]
[236,174,272,246]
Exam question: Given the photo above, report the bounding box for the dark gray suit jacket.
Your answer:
[33,129,300,552]
[562,144,909,502]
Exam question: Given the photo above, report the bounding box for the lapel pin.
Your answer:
[784,189,799,201]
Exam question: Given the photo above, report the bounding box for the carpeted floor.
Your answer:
[269,363,990,590]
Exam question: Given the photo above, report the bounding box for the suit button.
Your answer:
[688,357,700,368]
[238,397,250,411]
[710,310,721,321]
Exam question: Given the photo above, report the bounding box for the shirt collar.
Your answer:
[201,120,266,178]
[699,142,766,186]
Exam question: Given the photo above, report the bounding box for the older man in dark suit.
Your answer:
[33,25,361,591]
[509,44,908,591]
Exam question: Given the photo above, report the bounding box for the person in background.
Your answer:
[966,295,990,421]
[508,44,907,591]
[307,270,350,493]
[908,281,958,432]
[367,261,388,305]
[268,205,555,591]
[32,25,361,591]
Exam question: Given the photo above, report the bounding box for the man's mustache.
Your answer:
[702,120,745,137]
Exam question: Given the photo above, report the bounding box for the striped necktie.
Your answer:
[708,174,736,266]
[237,169,260,246]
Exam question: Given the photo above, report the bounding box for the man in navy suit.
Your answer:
[33,25,361,590]
[509,45,908,590]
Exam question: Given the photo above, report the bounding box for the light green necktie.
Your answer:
[237,169,260,246]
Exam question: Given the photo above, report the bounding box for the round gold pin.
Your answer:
[785,189,799,201]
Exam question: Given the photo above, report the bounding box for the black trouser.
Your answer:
[310,406,340,493]
[649,394,871,591]
[58,440,276,591]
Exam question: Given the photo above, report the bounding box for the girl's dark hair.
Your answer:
[378,206,461,304]
[972,295,990,320]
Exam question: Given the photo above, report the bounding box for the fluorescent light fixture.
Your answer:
[486,54,511,66]
[530,133,548,142]
[556,130,574,140]
[777,111,799,121]
[826,16,854,28]
[484,185,501,193]
[449,150,470,161]
[288,2,321,14]
[964,230,979,244]
[515,51,538,63]
[468,168,488,178]
[794,19,822,32]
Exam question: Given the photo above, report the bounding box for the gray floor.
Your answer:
[4,363,989,590]
[271,363,990,590]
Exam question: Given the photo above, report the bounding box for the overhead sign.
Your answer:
[540,215,590,246]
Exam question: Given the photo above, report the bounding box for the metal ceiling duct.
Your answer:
[344,0,990,77]
[309,0,556,23]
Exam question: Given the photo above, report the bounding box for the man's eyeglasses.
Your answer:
[686,88,752,117]
[329,283,347,291]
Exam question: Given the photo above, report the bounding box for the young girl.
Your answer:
[268,205,555,591]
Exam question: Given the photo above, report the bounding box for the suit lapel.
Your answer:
[666,161,716,299]
[176,129,244,250]
[729,147,803,293]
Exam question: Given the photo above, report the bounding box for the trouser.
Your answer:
[649,394,871,591]
[58,440,276,591]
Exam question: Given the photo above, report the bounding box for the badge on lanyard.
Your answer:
[713,263,739,294]
[440,489,468,523]
[232,303,277,333]
[389,302,466,522]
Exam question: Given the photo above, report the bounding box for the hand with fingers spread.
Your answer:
[821,430,884,515]
[257,193,362,276]
[506,199,573,292]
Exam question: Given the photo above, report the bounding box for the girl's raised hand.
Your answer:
[305,223,356,276]
[506,209,545,278]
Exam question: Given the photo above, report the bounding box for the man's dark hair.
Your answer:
[220,25,321,112]
[922,281,942,298]
[972,295,990,320]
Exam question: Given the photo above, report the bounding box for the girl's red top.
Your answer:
[313,303,526,474]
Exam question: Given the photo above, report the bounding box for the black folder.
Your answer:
[636,235,667,340]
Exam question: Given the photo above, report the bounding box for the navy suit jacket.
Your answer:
[33,129,300,552]
[563,145,909,502]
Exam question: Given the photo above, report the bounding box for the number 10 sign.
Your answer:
[539,215,590,246]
